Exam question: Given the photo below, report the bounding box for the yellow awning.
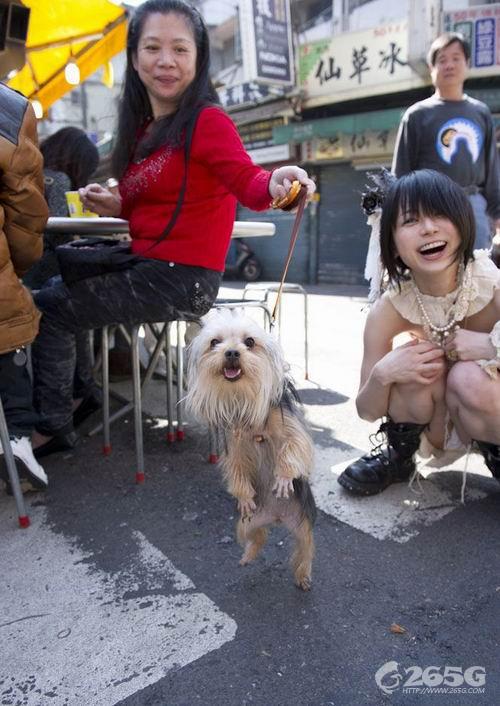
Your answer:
[8,0,127,113]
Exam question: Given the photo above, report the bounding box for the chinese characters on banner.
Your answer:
[444,4,500,69]
[239,0,294,85]
[218,81,284,109]
[299,22,423,103]
[301,128,398,163]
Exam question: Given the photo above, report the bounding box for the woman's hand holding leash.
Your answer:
[269,166,316,202]
[79,183,122,217]
[376,338,446,386]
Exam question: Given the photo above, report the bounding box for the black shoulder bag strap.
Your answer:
[145,106,202,254]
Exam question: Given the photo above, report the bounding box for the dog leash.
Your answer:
[270,185,308,327]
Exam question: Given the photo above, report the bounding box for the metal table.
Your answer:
[46,217,276,238]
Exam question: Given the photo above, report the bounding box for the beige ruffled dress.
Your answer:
[386,250,500,457]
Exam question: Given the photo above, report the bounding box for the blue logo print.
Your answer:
[436,118,483,165]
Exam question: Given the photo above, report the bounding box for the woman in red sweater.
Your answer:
[31,0,315,457]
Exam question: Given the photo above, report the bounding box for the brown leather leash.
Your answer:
[270,185,308,327]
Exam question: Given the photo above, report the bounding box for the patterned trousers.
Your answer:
[32,258,221,435]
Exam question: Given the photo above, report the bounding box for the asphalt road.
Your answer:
[2,283,499,706]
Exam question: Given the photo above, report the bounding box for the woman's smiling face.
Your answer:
[133,12,197,118]
[393,207,462,275]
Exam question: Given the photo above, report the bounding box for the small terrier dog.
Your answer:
[186,309,316,590]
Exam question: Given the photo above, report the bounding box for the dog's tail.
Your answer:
[293,478,317,526]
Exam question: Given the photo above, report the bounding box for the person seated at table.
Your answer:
[31,0,315,457]
[337,169,500,497]
[23,127,99,290]
[23,128,102,432]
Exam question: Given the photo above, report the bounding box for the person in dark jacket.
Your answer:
[392,32,500,249]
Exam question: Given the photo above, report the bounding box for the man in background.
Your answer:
[0,82,49,491]
[392,32,500,249]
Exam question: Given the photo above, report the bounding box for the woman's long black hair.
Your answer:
[380,169,475,287]
[40,127,99,189]
[111,0,219,178]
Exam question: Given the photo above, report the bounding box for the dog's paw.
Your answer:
[238,497,256,520]
[296,575,312,592]
[272,476,294,499]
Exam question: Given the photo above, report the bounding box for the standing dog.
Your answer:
[186,309,316,590]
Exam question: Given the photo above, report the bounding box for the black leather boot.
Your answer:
[338,419,428,496]
[474,440,500,481]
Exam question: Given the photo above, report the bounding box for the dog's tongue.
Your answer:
[224,367,241,380]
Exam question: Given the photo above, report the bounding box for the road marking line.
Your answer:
[0,507,236,706]
[313,447,495,543]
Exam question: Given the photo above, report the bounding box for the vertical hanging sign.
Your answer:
[239,0,294,86]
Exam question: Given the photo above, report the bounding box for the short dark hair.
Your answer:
[379,170,475,287]
[40,127,99,189]
[111,0,219,178]
[427,32,470,67]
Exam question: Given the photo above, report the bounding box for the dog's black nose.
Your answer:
[225,349,240,361]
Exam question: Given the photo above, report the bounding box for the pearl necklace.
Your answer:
[411,264,473,348]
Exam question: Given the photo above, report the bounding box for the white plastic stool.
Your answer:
[243,282,309,379]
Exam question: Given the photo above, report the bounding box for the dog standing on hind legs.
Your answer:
[186,309,316,590]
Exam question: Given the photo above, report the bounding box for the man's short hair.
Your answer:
[427,32,471,67]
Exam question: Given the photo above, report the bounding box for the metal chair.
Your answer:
[243,282,309,379]
[0,397,30,528]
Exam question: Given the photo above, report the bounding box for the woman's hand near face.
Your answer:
[79,183,122,217]
[269,166,316,200]
[375,338,446,386]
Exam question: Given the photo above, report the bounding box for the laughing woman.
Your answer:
[337,169,500,496]
[31,0,315,457]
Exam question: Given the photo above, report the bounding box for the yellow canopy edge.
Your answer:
[8,0,127,112]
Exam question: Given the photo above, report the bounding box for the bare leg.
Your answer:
[446,363,500,445]
[388,375,447,448]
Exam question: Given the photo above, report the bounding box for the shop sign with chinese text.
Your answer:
[239,0,294,85]
[299,21,424,105]
[218,81,285,109]
[301,127,398,163]
[444,3,500,73]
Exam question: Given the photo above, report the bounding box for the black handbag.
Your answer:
[55,237,136,285]
[56,109,201,286]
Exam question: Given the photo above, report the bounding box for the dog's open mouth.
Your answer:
[223,366,242,381]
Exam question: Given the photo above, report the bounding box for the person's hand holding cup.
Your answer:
[65,190,99,218]
[78,182,122,218]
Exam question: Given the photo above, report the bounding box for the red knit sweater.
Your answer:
[119,107,272,272]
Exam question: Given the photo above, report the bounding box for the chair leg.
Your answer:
[176,320,184,441]
[131,326,145,483]
[101,326,111,456]
[0,398,29,528]
[208,424,219,464]
[165,322,175,443]
[304,292,309,380]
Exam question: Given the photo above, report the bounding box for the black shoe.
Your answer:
[338,419,427,496]
[474,440,500,480]
[33,430,78,460]
[338,448,415,496]
[73,391,102,428]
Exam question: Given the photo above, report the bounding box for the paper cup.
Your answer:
[65,191,98,218]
